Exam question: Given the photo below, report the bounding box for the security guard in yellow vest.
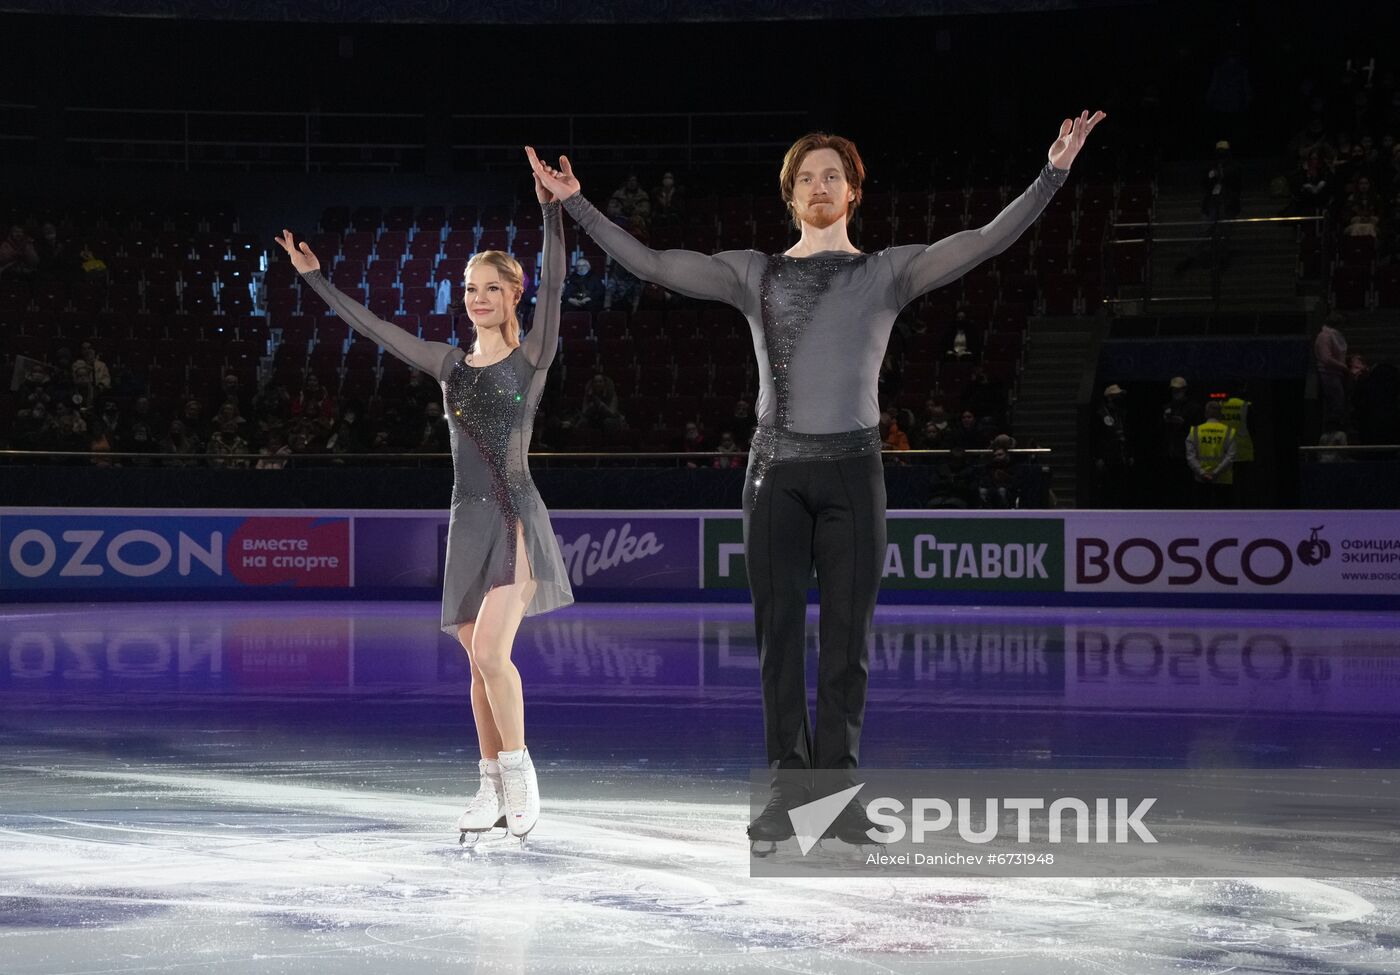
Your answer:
[1220,395,1252,462]
[1185,400,1237,507]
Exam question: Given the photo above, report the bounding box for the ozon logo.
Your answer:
[6,528,222,580]
[1076,536,1300,587]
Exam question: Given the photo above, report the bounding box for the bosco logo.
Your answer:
[1296,526,1331,567]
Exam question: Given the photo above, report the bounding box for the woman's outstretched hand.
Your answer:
[273,230,320,274]
[1047,110,1107,170]
[526,146,581,201]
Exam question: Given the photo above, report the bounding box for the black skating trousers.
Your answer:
[742,450,886,772]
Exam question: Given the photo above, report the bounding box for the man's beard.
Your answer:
[798,198,846,230]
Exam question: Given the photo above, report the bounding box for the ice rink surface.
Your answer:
[3,601,1399,973]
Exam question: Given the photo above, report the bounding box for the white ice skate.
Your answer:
[457,759,506,847]
[498,748,540,844]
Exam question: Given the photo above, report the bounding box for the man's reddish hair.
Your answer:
[779,132,866,227]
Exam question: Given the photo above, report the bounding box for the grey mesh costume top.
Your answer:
[564,163,1069,435]
[300,201,574,631]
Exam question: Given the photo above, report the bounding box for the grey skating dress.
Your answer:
[300,200,574,632]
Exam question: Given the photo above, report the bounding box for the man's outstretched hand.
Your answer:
[273,230,320,274]
[526,146,581,201]
[1048,110,1107,170]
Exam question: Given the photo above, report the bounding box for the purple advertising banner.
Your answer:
[352,512,700,592]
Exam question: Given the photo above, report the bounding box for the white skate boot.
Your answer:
[497,747,539,843]
[457,759,505,847]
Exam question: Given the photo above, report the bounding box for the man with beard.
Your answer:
[526,111,1105,849]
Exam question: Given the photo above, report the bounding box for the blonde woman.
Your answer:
[274,173,572,846]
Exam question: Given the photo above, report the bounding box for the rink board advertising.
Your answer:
[2,508,1396,607]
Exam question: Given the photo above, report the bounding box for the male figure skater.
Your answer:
[528,110,1105,847]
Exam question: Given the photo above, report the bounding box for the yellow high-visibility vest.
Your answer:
[1191,420,1236,485]
[1220,397,1253,462]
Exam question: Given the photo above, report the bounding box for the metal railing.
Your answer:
[1103,214,1324,313]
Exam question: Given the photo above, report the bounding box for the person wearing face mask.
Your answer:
[274,167,573,848]
[563,257,604,313]
[527,110,1105,852]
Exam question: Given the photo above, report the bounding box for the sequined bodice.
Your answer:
[758,253,874,430]
[442,352,537,511]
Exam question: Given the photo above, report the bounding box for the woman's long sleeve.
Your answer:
[562,194,754,309]
[523,202,564,370]
[300,269,457,379]
[891,163,1070,306]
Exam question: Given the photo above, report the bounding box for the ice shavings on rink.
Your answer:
[2,760,1398,975]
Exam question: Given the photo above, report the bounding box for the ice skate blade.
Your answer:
[458,815,508,846]
[748,836,803,859]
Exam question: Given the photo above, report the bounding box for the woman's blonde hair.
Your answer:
[465,250,524,350]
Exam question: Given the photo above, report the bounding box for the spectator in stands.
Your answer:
[126,420,155,465]
[917,404,954,450]
[1288,117,1334,166]
[51,401,88,452]
[69,359,98,414]
[97,399,123,445]
[1345,175,1381,224]
[1157,376,1200,507]
[1202,140,1243,222]
[1185,399,1237,508]
[212,372,253,420]
[413,400,451,454]
[1289,150,1335,215]
[728,397,756,446]
[291,373,336,421]
[207,419,250,469]
[1314,314,1350,431]
[18,361,53,418]
[1094,383,1132,507]
[563,257,605,313]
[77,340,111,391]
[713,429,744,469]
[582,372,624,436]
[607,174,651,228]
[926,446,976,509]
[879,410,909,451]
[952,408,988,451]
[1315,429,1351,463]
[88,419,115,468]
[679,420,708,464]
[651,172,684,226]
[179,398,209,443]
[0,225,39,280]
[130,395,162,437]
[13,397,55,451]
[603,227,647,312]
[213,401,247,438]
[256,430,293,469]
[974,438,1020,508]
[159,419,200,467]
[34,222,76,282]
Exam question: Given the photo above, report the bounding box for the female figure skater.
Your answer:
[527,112,1104,850]
[274,172,573,846]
